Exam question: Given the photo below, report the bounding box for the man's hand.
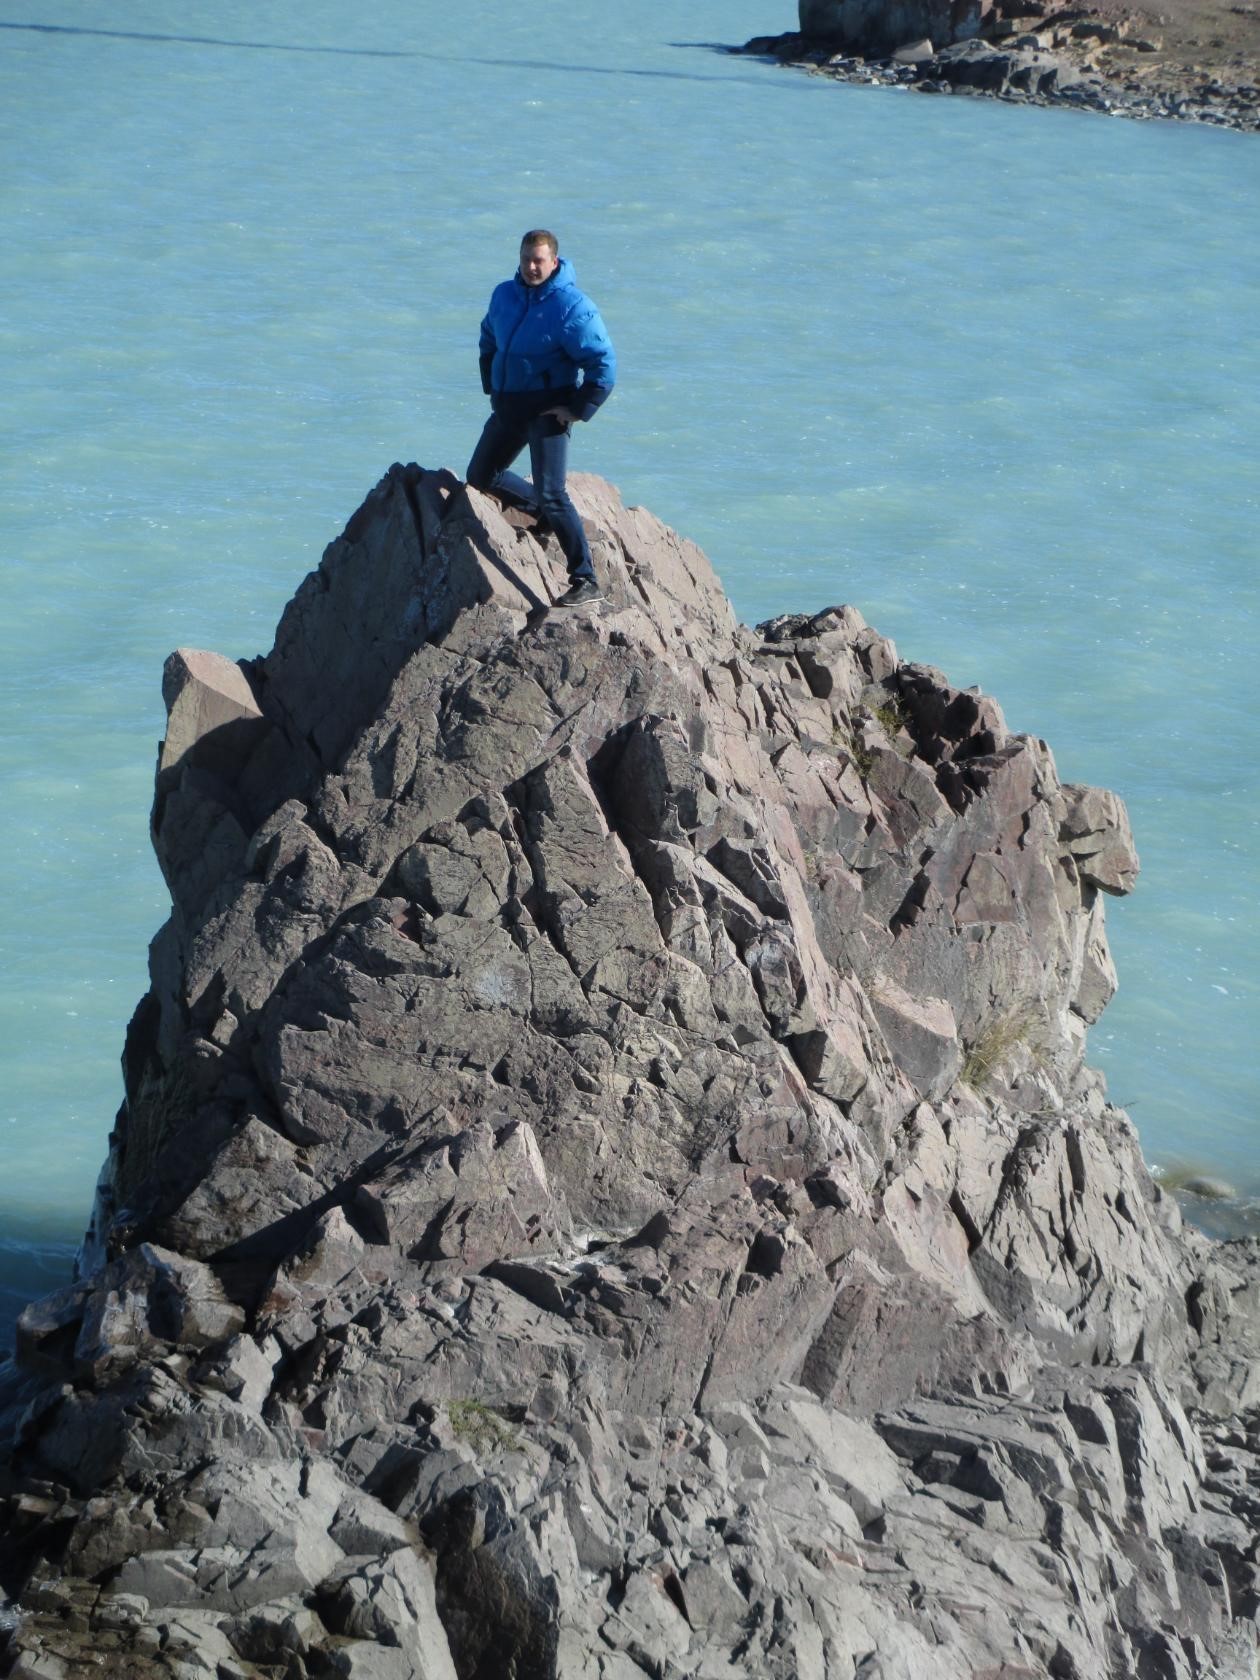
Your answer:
[542,405,580,426]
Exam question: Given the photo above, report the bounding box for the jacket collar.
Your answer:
[515,255,575,299]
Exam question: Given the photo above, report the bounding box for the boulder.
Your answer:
[931,37,1080,93]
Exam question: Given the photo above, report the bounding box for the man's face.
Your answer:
[520,242,559,287]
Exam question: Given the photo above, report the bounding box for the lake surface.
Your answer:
[2,1,1257,1344]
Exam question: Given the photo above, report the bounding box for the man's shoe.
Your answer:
[555,577,602,607]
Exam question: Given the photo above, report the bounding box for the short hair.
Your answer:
[520,229,559,256]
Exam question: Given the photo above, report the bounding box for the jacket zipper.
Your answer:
[495,283,542,394]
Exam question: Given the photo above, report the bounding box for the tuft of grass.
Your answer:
[871,696,911,739]
[836,695,911,781]
[960,1009,1039,1089]
[847,733,876,778]
[447,1398,519,1456]
[829,720,876,779]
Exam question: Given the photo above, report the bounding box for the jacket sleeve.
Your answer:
[478,309,496,396]
[562,302,616,421]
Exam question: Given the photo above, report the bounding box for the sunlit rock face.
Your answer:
[2,465,1257,1680]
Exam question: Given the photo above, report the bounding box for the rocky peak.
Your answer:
[2,467,1257,1680]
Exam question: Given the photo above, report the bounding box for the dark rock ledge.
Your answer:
[2,467,1258,1679]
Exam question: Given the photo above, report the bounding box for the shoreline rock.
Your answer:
[736,5,1260,133]
[1,466,1258,1678]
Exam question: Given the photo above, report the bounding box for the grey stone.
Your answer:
[157,1610,242,1671]
[320,1549,457,1679]
[760,1389,903,1522]
[196,1332,281,1410]
[158,648,265,780]
[869,978,962,1098]
[14,1282,91,1374]
[892,36,935,62]
[7,1657,70,1680]
[1059,782,1140,895]
[327,1647,425,1680]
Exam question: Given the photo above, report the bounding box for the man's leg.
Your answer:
[465,411,535,510]
[528,416,595,582]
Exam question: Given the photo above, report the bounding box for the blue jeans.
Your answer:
[465,409,595,582]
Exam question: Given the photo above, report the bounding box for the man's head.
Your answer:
[520,230,559,287]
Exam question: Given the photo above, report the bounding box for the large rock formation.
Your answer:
[2,467,1258,1679]
[799,0,992,55]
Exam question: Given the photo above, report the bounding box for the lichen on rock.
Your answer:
[1,465,1257,1679]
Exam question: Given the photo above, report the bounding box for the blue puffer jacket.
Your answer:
[479,257,616,424]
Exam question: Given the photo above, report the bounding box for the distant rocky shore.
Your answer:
[2,468,1259,1677]
[737,0,1260,131]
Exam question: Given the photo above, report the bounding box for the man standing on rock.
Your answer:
[465,230,616,606]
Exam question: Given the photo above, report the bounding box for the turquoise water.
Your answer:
[2,3,1257,1341]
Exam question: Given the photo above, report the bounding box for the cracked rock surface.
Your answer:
[2,465,1258,1679]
